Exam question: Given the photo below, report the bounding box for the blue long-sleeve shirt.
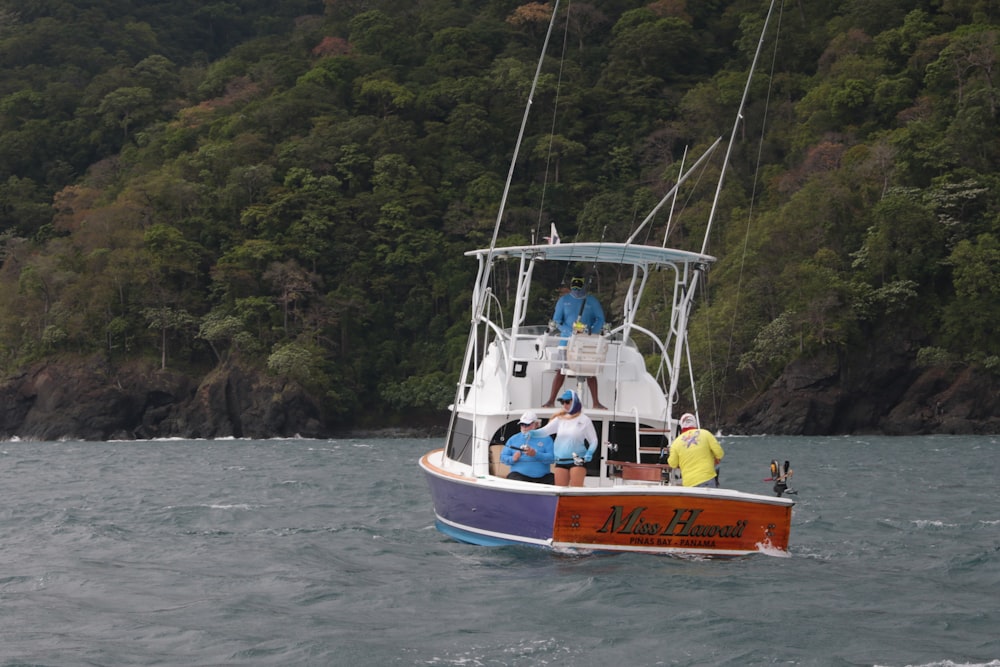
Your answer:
[552,291,604,343]
[501,431,555,479]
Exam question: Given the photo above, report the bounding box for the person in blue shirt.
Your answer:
[500,411,555,484]
[542,276,606,409]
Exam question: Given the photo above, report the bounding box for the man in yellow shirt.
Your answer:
[667,413,724,487]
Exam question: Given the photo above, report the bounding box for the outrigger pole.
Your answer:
[664,0,780,427]
[479,0,561,302]
[447,1,562,453]
[701,0,779,255]
[624,137,722,246]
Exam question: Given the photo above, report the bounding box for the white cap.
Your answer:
[679,413,697,429]
[519,411,539,425]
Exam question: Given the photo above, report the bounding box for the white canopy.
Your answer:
[466,242,716,269]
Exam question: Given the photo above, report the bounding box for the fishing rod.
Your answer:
[662,145,687,247]
[513,454,591,466]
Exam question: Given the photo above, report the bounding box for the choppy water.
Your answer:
[1,435,997,666]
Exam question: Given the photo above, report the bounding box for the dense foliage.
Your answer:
[0,0,998,427]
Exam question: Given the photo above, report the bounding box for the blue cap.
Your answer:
[559,390,574,401]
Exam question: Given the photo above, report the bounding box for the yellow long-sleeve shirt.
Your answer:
[667,428,724,487]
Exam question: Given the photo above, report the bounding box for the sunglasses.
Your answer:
[558,398,572,404]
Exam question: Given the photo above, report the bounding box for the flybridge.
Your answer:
[466,242,716,269]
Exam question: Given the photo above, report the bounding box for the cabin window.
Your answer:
[446,417,475,465]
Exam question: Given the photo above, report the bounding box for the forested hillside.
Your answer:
[1,0,998,434]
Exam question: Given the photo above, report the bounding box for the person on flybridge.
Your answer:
[542,276,606,409]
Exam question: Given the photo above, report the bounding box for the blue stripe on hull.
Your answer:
[434,519,547,547]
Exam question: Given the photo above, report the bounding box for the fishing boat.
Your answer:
[419,0,794,557]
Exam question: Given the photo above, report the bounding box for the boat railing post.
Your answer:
[633,407,642,464]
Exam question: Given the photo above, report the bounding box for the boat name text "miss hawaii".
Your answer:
[596,506,746,538]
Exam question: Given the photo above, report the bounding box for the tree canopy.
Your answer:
[1,0,999,427]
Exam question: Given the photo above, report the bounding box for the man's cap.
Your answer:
[679,413,697,429]
[519,411,539,425]
[570,277,585,289]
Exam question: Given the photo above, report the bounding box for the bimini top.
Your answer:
[466,242,716,269]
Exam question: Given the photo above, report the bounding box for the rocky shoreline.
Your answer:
[728,351,1000,435]
[0,357,326,441]
[0,354,997,442]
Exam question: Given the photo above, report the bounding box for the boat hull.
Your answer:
[421,450,792,557]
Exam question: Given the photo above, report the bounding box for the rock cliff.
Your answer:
[727,350,1000,435]
[1,354,996,441]
[0,356,326,441]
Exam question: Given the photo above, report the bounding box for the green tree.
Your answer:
[143,305,197,370]
[852,189,946,287]
[942,233,1000,356]
[263,259,320,335]
[98,86,156,143]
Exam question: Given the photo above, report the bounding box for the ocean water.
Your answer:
[0,435,997,667]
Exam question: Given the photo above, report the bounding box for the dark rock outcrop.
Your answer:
[728,350,1000,435]
[1,352,996,441]
[0,356,327,441]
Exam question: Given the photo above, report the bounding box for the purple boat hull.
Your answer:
[421,452,558,546]
[420,450,794,555]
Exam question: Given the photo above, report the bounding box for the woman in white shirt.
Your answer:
[533,389,599,486]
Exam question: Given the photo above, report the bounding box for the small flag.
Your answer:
[544,222,560,245]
